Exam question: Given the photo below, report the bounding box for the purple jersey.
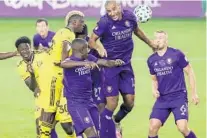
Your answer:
[147,47,189,99]
[63,54,98,104]
[33,31,55,48]
[93,10,138,64]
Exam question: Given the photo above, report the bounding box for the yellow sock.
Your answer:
[39,121,53,138]
[66,131,76,138]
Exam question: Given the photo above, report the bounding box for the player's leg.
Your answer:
[100,71,120,138]
[89,105,100,134]
[67,103,98,138]
[56,96,76,138]
[172,100,197,138]
[38,110,56,138]
[114,66,135,124]
[148,107,171,138]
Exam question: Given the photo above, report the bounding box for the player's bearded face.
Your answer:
[18,43,33,61]
[36,22,49,37]
[106,3,122,21]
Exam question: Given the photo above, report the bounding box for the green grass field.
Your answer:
[0,18,206,138]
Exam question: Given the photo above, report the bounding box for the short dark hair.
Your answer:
[36,18,48,25]
[15,36,31,48]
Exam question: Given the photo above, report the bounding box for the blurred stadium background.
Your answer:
[0,0,206,138]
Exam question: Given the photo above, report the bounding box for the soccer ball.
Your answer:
[133,5,152,23]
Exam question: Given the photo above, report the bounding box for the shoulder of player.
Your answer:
[33,33,40,40]
[123,9,136,20]
[168,47,184,56]
[147,52,157,62]
[48,30,56,37]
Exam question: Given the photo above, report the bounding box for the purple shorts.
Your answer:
[150,98,188,125]
[91,68,106,105]
[103,63,135,97]
[67,102,99,135]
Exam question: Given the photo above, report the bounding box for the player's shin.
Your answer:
[114,103,133,123]
[39,120,53,138]
[61,122,76,138]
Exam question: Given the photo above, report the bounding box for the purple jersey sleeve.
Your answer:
[177,50,189,69]
[128,10,138,30]
[147,58,156,75]
[87,54,98,63]
[33,35,39,47]
[93,17,108,37]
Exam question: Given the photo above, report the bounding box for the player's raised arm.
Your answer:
[89,32,107,57]
[97,59,125,67]
[0,51,18,60]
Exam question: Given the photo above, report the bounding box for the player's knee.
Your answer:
[123,94,135,107]
[40,111,56,124]
[61,122,74,135]
[84,127,98,137]
[98,103,105,113]
[177,121,189,135]
[149,120,161,134]
[106,96,119,111]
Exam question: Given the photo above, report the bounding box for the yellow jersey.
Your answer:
[17,52,54,90]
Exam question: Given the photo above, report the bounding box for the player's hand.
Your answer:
[27,63,34,74]
[85,61,99,70]
[149,40,158,52]
[115,59,125,66]
[153,90,160,98]
[13,51,20,56]
[191,93,199,105]
[96,46,107,57]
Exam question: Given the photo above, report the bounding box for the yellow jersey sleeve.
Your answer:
[50,28,75,63]
[17,60,30,81]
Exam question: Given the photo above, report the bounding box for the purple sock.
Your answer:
[51,129,58,138]
[185,131,197,138]
[100,108,116,138]
[148,136,158,138]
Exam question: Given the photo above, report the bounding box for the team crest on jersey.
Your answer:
[125,20,130,27]
[84,117,90,124]
[166,58,172,65]
[107,86,113,93]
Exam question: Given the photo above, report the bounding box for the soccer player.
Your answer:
[57,38,124,138]
[89,0,156,137]
[76,24,106,113]
[33,18,55,50]
[16,36,75,138]
[147,31,199,138]
[0,51,18,60]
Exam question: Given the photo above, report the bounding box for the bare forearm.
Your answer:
[152,80,158,93]
[188,70,197,94]
[60,61,86,68]
[0,52,16,60]
[134,28,152,47]
[25,75,38,92]
[97,59,116,67]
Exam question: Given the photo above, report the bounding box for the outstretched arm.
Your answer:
[134,27,156,50]
[0,52,18,60]
[89,33,107,57]
[60,60,87,68]
[97,59,125,67]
